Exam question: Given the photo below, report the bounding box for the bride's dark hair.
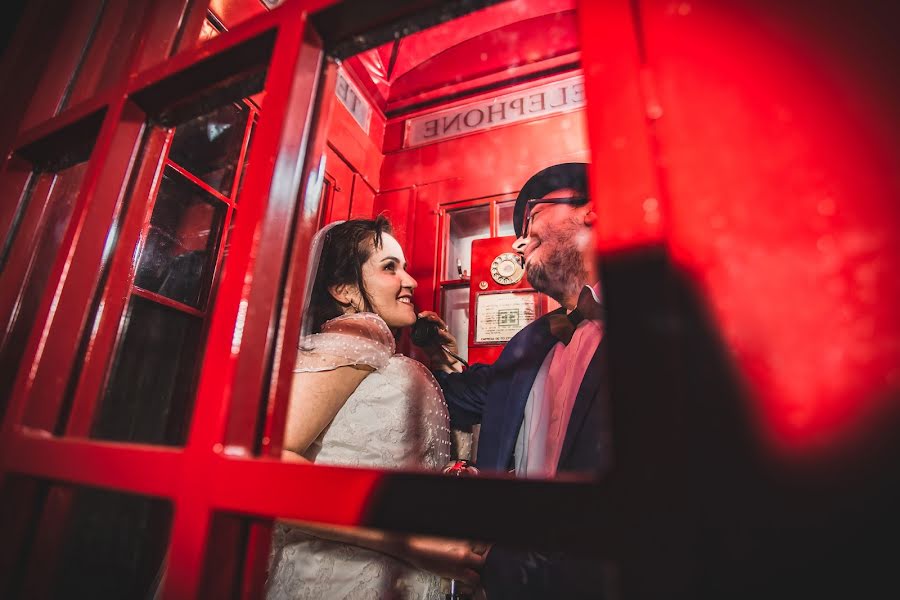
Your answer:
[306,215,393,333]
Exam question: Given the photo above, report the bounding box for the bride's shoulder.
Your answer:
[320,312,395,350]
[295,313,395,373]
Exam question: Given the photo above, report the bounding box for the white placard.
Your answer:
[475,291,538,344]
[335,69,370,134]
[404,74,584,148]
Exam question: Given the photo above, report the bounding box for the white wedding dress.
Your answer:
[266,312,452,600]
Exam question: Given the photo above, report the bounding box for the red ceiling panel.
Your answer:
[345,0,579,113]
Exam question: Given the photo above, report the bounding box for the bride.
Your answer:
[266,216,483,600]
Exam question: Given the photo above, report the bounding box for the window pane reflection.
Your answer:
[168,103,249,196]
[52,485,171,598]
[497,200,516,237]
[93,295,203,445]
[445,205,490,280]
[133,167,225,309]
[441,285,470,361]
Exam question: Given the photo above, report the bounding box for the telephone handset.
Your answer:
[411,317,469,368]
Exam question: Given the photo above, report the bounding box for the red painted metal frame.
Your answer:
[8,0,845,597]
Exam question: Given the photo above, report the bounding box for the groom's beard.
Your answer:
[525,234,587,306]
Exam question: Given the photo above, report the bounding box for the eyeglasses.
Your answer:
[519,196,589,238]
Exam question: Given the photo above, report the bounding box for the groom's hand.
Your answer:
[417,311,463,373]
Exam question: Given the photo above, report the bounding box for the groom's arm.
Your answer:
[481,546,610,600]
[433,363,492,428]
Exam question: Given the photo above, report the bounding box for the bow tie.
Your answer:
[547,287,603,345]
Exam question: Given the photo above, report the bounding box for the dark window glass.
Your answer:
[133,167,225,309]
[441,285,470,361]
[92,295,203,445]
[0,162,87,401]
[445,204,490,279]
[52,485,171,599]
[168,103,250,196]
[497,200,516,237]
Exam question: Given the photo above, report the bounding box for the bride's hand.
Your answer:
[402,535,486,585]
[416,311,462,373]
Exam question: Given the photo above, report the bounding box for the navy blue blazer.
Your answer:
[436,307,611,475]
[435,309,612,599]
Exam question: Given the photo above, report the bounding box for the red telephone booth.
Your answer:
[1,0,899,598]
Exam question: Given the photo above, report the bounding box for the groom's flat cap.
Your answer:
[513,162,589,237]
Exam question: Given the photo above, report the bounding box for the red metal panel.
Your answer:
[19,0,106,131]
[382,108,590,188]
[64,0,154,108]
[344,0,578,113]
[372,187,415,249]
[389,11,579,103]
[322,144,354,222]
[349,173,376,219]
[327,98,385,190]
[577,0,664,253]
[639,0,900,454]
[133,0,196,72]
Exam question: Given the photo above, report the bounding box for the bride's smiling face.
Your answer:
[360,233,417,328]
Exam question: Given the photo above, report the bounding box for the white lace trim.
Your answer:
[295,312,395,372]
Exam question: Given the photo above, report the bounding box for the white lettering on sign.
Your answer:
[404,74,585,148]
[335,69,370,134]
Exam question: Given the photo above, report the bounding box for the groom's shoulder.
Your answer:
[496,311,553,356]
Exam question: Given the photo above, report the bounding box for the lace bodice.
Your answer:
[267,312,451,599]
[294,312,452,469]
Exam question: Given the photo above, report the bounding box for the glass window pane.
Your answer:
[133,167,226,309]
[92,295,203,445]
[168,103,250,196]
[0,162,87,401]
[497,200,516,237]
[445,205,490,280]
[52,485,171,598]
[441,285,470,362]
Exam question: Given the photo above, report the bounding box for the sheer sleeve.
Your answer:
[294,312,395,373]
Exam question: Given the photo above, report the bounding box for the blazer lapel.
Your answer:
[478,309,564,471]
[557,338,608,470]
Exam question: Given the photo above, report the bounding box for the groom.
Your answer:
[424,163,612,599]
